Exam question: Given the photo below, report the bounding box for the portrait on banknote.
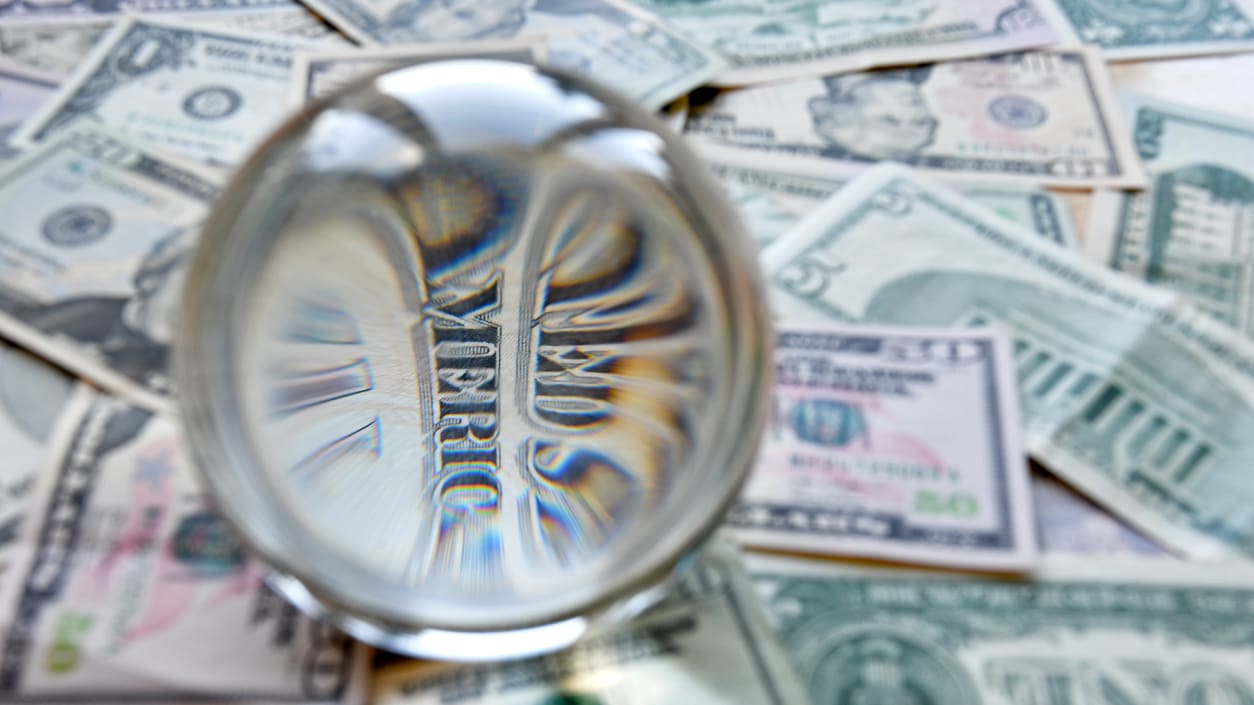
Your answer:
[4,227,192,389]
[806,68,938,162]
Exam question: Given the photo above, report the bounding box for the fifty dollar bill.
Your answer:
[762,164,1254,559]
[731,324,1037,571]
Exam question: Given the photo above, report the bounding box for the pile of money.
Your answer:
[3,0,1254,702]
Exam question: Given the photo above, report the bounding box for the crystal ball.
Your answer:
[175,59,770,660]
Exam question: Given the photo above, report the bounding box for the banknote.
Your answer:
[0,61,56,155]
[0,388,370,702]
[13,17,313,165]
[748,552,1254,705]
[0,20,110,77]
[0,0,293,21]
[373,541,809,705]
[1031,471,1163,555]
[633,0,1057,85]
[294,0,725,110]
[1038,0,1254,59]
[188,6,350,44]
[729,324,1036,571]
[686,48,1147,188]
[1087,94,1254,337]
[0,129,220,409]
[762,164,1254,559]
[0,343,73,555]
[700,145,1081,248]
[290,39,547,105]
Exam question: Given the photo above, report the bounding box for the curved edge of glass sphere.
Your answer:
[175,58,774,659]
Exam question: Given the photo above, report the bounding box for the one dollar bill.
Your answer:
[292,0,724,110]
[289,39,547,106]
[1087,93,1254,337]
[762,164,1254,559]
[731,324,1037,571]
[687,47,1147,188]
[1038,0,1254,60]
[749,552,1254,705]
[13,16,315,165]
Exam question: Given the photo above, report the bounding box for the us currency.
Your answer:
[0,388,370,703]
[188,6,350,44]
[290,39,547,105]
[0,343,73,556]
[1087,94,1254,337]
[1030,472,1164,555]
[1038,0,1254,59]
[0,0,293,21]
[701,146,1081,248]
[730,324,1036,571]
[762,164,1254,559]
[0,20,110,76]
[632,0,1057,86]
[292,0,724,110]
[0,129,220,409]
[0,61,56,155]
[686,48,1147,188]
[372,542,810,705]
[748,552,1254,705]
[13,17,314,165]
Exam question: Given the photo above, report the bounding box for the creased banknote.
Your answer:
[1038,0,1254,60]
[0,343,73,557]
[687,47,1147,188]
[290,39,547,105]
[373,541,810,705]
[292,0,723,110]
[762,164,1254,559]
[0,129,220,409]
[730,324,1037,571]
[1087,93,1254,337]
[0,62,56,150]
[13,17,314,165]
[633,0,1057,86]
[0,20,110,77]
[1031,471,1163,555]
[749,552,1254,705]
[0,388,370,703]
[701,146,1081,248]
[0,0,294,21]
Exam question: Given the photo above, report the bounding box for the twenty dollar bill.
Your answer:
[0,388,369,702]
